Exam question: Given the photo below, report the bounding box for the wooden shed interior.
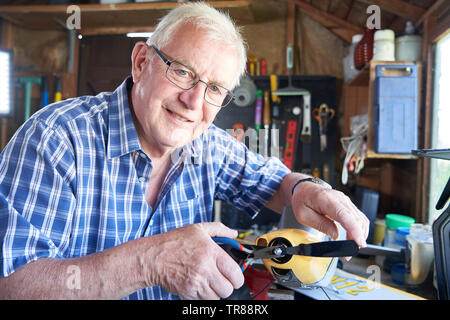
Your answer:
[0,0,449,240]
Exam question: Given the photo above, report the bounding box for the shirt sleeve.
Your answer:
[0,119,77,278]
[211,126,291,218]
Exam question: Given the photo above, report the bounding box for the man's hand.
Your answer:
[143,222,244,300]
[291,181,369,247]
[266,173,369,249]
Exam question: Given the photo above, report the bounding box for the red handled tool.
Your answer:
[283,120,298,170]
[232,123,245,141]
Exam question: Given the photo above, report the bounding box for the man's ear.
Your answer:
[131,42,150,83]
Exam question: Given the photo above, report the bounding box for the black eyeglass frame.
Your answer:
[149,44,234,108]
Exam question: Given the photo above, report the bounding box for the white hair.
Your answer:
[146,2,247,88]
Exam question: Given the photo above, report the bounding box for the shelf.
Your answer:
[366,150,417,159]
[0,1,254,35]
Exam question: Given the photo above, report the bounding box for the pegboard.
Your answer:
[214,75,337,186]
[213,75,337,230]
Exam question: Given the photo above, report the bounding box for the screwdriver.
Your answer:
[263,91,271,157]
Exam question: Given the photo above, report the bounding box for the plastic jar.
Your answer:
[373,29,395,61]
[395,35,423,61]
[394,227,410,247]
[405,224,434,285]
[384,214,415,248]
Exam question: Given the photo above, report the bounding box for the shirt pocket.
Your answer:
[159,191,201,233]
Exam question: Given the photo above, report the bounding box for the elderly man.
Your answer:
[0,3,368,300]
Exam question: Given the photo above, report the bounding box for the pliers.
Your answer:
[213,237,278,271]
[213,237,359,272]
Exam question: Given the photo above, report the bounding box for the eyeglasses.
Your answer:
[150,44,234,108]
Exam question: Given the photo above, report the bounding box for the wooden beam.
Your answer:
[81,26,155,36]
[300,9,360,43]
[355,0,425,21]
[0,1,254,32]
[0,1,250,13]
[288,0,363,43]
[415,0,446,27]
[289,0,363,33]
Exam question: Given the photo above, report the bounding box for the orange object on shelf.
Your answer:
[354,28,375,70]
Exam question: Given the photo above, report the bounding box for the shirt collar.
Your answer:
[107,76,142,159]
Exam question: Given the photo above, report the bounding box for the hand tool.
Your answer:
[269,75,282,160]
[247,55,257,76]
[16,76,41,121]
[54,75,62,102]
[300,93,312,143]
[260,58,267,76]
[272,45,306,97]
[270,74,281,106]
[282,120,298,170]
[41,75,49,108]
[232,123,245,141]
[254,89,263,131]
[213,228,359,288]
[312,103,335,151]
[262,91,271,157]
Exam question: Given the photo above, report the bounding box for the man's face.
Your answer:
[131,23,239,156]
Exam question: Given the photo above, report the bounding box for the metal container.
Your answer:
[405,224,434,285]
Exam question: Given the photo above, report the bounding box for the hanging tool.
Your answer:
[232,76,257,108]
[270,75,282,160]
[262,91,271,157]
[41,75,49,108]
[269,75,281,131]
[16,76,41,121]
[213,228,359,288]
[254,89,263,132]
[232,123,245,142]
[300,93,312,143]
[271,44,312,143]
[248,55,257,76]
[54,75,62,102]
[272,45,307,97]
[312,103,335,152]
[283,120,298,170]
[260,58,267,76]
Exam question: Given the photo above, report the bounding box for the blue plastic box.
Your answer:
[374,65,418,154]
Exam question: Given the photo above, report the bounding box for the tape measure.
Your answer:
[232,77,257,107]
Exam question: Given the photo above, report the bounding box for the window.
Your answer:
[428,32,450,224]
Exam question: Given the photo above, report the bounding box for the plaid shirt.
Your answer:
[0,77,290,299]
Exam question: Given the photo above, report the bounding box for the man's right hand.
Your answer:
[142,222,245,300]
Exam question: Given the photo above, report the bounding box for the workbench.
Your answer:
[285,256,436,300]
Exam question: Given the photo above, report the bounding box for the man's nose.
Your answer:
[179,80,206,110]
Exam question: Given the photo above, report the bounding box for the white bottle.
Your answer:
[373,29,395,61]
[396,21,423,61]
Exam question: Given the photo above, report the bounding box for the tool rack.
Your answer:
[214,75,337,230]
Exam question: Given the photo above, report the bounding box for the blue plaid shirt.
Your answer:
[0,77,290,299]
